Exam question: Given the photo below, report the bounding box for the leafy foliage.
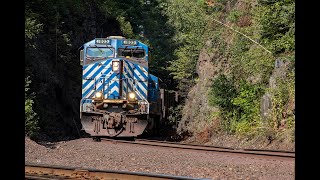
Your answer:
[227,10,243,23]
[167,105,183,127]
[24,0,294,141]
[116,16,134,38]
[209,75,263,135]
[164,0,207,95]
[25,17,43,40]
[255,0,295,54]
[205,0,294,138]
[268,65,295,131]
[25,77,39,138]
[231,80,263,123]
[209,74,237,110]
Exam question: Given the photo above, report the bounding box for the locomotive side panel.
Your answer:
[160,89,178,121]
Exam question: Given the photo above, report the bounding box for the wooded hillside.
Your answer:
[25,0,294,145]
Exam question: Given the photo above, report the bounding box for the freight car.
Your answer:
[79,36,177,139]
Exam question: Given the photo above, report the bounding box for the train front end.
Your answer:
[80,36,149,137]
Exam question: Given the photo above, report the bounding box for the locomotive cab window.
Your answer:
[85,47,114,64]
[118,48,145,59]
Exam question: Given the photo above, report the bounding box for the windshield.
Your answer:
[85,47,114,64]
[118,48,145,59]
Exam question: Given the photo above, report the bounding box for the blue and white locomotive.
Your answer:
[79,36,166,138]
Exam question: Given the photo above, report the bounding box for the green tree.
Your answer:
[205,0,294,137]
[25,77,39,138]
[164,0,207,95]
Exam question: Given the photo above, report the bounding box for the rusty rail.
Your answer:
[25,163,210,180]
[101,138,295,159]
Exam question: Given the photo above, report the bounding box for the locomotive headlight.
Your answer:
[95,91,102,99]
[128,92,136,101]
[112,61,120,71]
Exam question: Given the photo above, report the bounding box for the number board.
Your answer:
[122,40,138,46]
[95,38,111,45]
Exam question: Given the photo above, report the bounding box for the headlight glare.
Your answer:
[128,92,136,100]
[95,91,102,99]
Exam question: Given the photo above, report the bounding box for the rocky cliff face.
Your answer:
[177,40,295,147]
[177,40,231,136]
[260,59,295,131]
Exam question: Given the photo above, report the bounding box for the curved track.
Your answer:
[101,138,294,160]
[25,163,210,180]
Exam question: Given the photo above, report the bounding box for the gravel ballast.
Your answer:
[25,137,294,180]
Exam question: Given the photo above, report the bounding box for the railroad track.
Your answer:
[25,163,210,180]
[101,138,295,160]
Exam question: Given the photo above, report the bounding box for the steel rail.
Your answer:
[101,138,294,159]
[25,163,210,180]
[137,139,295,153]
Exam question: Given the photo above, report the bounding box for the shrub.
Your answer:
[25,77,39,138]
